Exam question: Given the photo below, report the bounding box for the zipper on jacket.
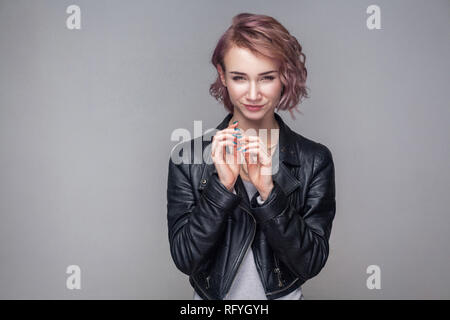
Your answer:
[266,277,300,297]
[267,254,302,297]
[206,275,211,289]
[223,204,256,299]
[192,274,213,300]
[222,204,300,299]
[273,253,284,288]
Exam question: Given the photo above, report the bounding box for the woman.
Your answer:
[167,13,336,300]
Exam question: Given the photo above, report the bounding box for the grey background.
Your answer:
[0,0,449,299]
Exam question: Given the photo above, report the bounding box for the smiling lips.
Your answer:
[243,103,265,111]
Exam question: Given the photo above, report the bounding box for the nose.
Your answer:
[247,81,262,101]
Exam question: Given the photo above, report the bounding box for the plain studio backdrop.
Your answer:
[0,0,449,299]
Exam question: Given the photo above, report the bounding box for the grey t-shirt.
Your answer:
[193,178,304,300]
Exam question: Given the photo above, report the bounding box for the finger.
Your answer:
[213,140,228,164]
[215,140,238,164]
[244,144,271,161]
[240,145,258,165]
[225,142,240,167]
[212,134,238,157]
[213,131,244,153]
[239,142,260,160]
[214,133,240,142]
[239,142,260,150]
[238,135,260,145]
[240,138,270,154]
[220,128,244,136]
[228,121,239,129]
[214,130,243,146]
[244,146,272,176]
[212,132,236,152]
[241,145,271,165]
[212,140,228,165]
[225,142,240,166]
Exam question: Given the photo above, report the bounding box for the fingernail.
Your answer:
[237,147,241,151]
[232,121,238,124]
[234,128,240,131]
[232,141,237,144]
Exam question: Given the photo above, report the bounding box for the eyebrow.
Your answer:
[229,70,278,76]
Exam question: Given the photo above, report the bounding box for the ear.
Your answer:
[217,64,227,87]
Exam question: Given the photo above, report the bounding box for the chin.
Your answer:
[244,111,265,120]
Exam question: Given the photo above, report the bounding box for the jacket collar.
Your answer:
[198,113,303,196]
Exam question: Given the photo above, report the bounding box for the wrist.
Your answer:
[224,180,237,192]
[259,193,269,201]
[259,183,274,201]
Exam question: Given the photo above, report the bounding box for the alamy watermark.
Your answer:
[66,265,81,290]
[366,265,381,290]
[169,121,280,175]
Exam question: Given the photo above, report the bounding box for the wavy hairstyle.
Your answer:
[209,13,309,119]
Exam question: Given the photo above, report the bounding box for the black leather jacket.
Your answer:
[166,112,336,300]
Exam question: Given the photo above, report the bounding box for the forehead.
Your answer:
[223,46,279,73]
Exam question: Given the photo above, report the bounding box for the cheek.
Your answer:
[227,83,247,98]
[263,82,283,98]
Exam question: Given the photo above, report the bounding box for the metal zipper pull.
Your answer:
[274,268,283,288]
[206,275,211,289]
[273,253,284,288]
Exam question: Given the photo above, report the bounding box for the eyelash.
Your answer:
[232,76,275,81]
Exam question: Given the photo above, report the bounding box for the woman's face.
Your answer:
[218,45,283,122]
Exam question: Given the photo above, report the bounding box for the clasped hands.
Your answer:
[211,121,274,201]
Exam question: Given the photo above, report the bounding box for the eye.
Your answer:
[231,75,275,81]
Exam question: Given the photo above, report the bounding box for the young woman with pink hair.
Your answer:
[167,12,336,300]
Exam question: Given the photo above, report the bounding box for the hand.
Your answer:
[239,135,274,200]
[211,121,243,191]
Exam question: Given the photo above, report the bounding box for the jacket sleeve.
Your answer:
[166,156,241,276]
[250,145,336,282]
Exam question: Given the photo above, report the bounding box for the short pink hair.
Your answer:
[209,13,309,119]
